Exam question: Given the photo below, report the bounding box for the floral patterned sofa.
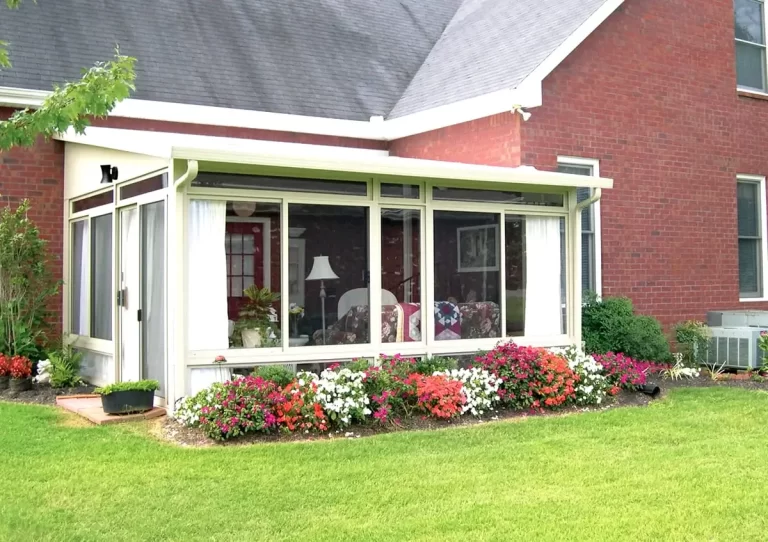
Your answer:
[312,302,501,345]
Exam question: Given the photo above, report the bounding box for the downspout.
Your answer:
[174,159,199,189]
[169,159,197,412]
[575,187,601,210]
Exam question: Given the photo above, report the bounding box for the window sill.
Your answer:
[738,88,768,101]
[739,297,768,303]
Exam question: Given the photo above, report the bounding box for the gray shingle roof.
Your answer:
[0,0,613,122]
[389,0,612,118]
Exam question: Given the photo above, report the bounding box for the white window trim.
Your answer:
[738,174,768,301]
[736,0,768,93]
[557,156,602,296]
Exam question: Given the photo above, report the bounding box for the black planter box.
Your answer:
[101,390,154,415]
[9,377,31,392]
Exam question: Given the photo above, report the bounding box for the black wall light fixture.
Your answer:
[100,164,119,184]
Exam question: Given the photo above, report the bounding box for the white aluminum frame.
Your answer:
[737,174,768,301]
[184,174,577,372]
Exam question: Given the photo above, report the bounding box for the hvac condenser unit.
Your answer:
[707,327,768,370]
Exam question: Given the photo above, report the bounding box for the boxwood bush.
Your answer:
[582,293,671,362]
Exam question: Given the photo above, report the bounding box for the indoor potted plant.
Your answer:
[0,354,9,390]
[95,379,159,414]
[8,355,33,392]
[235,285,280,348]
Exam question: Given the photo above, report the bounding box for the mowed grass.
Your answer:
[2,388,768,541]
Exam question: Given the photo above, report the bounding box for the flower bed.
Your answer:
[174,343,670,442]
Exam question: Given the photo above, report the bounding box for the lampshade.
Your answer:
[306,256,339,281]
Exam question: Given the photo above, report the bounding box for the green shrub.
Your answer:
[674,320,710,367]
[46,345,83,388]
[582,293,671,362]
[0,200,59,361]
[251,364,295,388]
[414,356,458,374]
[95,379,159,395]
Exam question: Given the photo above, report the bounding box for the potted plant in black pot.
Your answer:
[95,380,159,414]
[8,355,33,392]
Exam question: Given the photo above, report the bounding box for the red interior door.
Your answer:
[225,221,266,320]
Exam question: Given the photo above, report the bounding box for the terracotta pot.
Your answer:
[9,377,32,392]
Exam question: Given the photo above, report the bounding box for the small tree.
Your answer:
[0,199,59,358]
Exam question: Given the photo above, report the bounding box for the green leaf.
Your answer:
[0,50,136,151]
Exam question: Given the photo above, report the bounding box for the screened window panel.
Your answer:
[90,214,113,340]
[738,182,760,236]
[71,221,88,335]
[739,238,762,296]
[736,0,765,43]
[737,42,767,90]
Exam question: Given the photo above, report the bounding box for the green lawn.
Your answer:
[2,388,768,541]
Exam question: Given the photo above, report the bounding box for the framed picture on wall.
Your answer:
[457,224,500,272]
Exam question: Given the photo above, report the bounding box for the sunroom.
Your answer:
[59,127,612,408]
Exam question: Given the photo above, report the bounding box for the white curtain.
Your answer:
[121,209,141,382]
[524,216,562,337]
[187,200,231,394]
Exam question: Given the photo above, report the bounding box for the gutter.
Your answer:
[0,84,542,142]
[173,159,198,190]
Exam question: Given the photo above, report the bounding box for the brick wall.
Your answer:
[517,0,764,327]
[389,112,522,166]
[0,107,65,330]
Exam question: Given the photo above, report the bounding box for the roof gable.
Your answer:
[390,0,615,118]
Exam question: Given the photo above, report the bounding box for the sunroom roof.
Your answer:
[57,127,613,190]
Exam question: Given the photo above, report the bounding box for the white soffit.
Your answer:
[56,127,613,190]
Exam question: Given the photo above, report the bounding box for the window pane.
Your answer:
[90,214,113,340]
[432,187,564,206]
[382,208,421,343]
[195,173,367,196]
[291,204,370,346]
[739,238,762,296]
[736,0,765,43]
[738,181,760,237]
[736,41,766,90]
[223,202,281,348]
[582,232,595,293]
[73,191,113,213]
[505,215,566,337]
[119,174,167,200]
[71,221,88,335]
[381,183,420,199]
[435,211,501,341]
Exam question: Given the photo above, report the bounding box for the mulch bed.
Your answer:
[6,374,768,447]
[0,382,97,405]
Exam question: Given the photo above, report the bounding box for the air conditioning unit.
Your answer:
[707,327,768,370]
[707,310,768,328]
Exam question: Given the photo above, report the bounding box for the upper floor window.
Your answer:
[736,0,767,91]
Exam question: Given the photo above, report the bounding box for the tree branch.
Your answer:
[0,51,136,151]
